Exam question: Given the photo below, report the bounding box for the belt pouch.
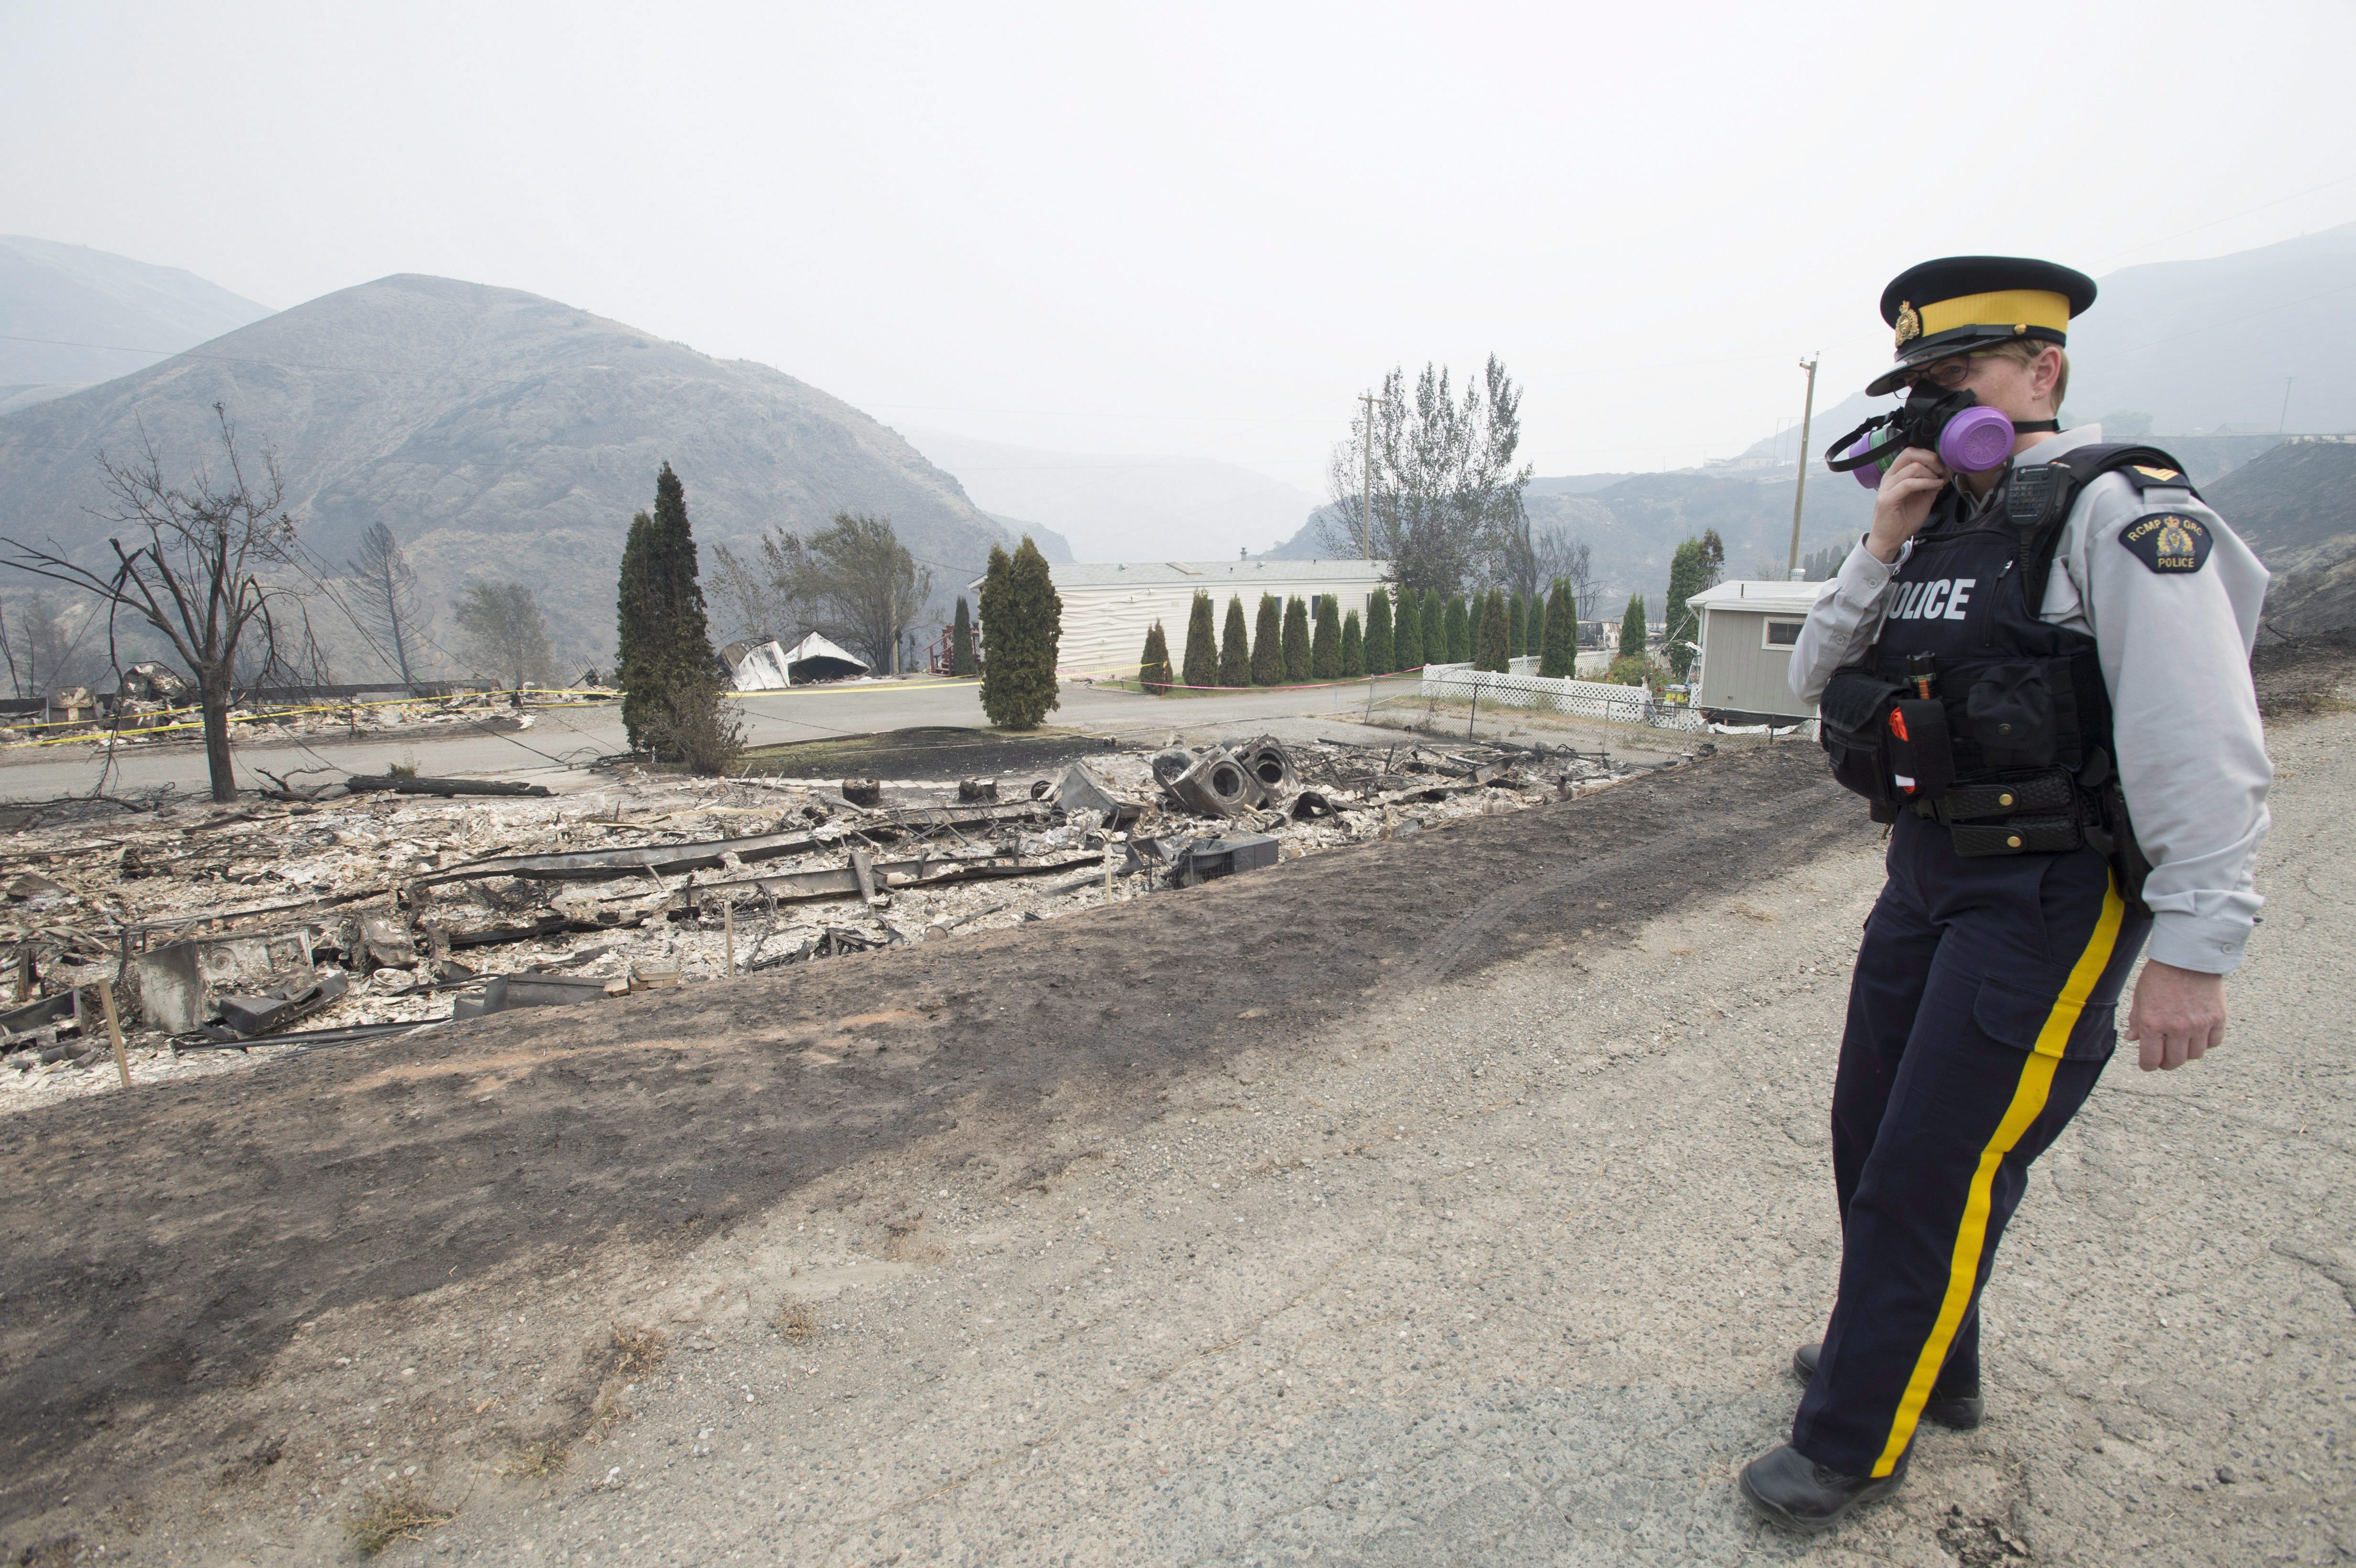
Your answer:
[1886,697,1956,801]
[1952,817,2082,856]
[1818,670,1907,812]
[1937,770,2076,822]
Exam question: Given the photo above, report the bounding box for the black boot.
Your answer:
[1739,1443,1908,1533]
[1791,1341,1984,1430]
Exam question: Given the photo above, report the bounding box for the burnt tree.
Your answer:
[1,404,316,801]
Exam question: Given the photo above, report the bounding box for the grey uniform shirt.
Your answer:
[1788,425,2272,973]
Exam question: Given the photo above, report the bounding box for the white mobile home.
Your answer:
[1685,579,1834,720]
[975,559,1393,681]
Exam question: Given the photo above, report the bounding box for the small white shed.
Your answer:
[1685,579,1834,720]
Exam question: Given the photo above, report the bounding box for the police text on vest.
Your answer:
[1895,578,1974,621]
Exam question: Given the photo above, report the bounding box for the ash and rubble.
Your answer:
[0,679,608,755]
[1,732,1641,1109]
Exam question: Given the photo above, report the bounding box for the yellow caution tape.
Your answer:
[0,677,1011,749]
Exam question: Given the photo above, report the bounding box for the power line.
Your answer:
[2092,175,2354,266]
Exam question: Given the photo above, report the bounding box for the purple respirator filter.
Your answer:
[1847,406,2019,489]
[1848,434,1886,489]
[1937,405,2017,473]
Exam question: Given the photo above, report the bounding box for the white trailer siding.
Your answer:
[972,560,1392,680]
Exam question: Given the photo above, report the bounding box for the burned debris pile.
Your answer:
[1,733,1633,1105]
[0,683,614,756]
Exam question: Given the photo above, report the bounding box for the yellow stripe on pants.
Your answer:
[1867,879,2127,1478]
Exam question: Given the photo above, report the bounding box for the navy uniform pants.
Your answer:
[1791,812,2150,1479]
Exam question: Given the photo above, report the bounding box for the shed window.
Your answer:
[1763,618,1803,649]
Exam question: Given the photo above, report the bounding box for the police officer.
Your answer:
[1739,257,2273,1531]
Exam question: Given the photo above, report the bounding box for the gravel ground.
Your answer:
[426,716,2352,1567]
[8,707,2348,1566]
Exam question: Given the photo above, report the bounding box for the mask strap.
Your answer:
[1823,413,1895,472]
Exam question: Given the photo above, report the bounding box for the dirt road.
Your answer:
[4,705,2350,1564]
[0,672,1453,802]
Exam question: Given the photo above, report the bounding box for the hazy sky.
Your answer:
[5,0,2350,492]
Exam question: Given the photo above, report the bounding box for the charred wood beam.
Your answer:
[345,776,554,798]
[683,853,1101,909]
[172,1017,446,1055]
[441,912,646,949]
[420,802,1053,886]
[125,886,392,936]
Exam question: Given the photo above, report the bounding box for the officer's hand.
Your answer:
[1865,447,1950,564]
[2126,961,2226,1071]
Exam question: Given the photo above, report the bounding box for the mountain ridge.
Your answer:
[0,235,274,396]
[0,273,1023,665]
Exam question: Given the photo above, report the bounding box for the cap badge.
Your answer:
[1894,302,1921,346]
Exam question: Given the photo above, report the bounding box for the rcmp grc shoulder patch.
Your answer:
[2120,511,2213,574]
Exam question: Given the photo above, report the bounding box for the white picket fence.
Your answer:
[1418,663,1707,732]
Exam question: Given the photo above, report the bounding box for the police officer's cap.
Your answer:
[1865,256,2097,397]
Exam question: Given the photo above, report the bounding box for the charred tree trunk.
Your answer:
[200,681,236,801]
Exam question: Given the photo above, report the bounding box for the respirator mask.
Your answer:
[1825,383,2057,490]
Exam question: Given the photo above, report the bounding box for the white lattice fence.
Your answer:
[1418,664,1706,732]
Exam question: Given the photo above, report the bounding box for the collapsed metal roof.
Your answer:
[728,633,872,690]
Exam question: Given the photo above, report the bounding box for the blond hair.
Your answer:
[1979,338,2070,412]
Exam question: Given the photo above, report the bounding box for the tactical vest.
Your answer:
[1819,444,2192,902]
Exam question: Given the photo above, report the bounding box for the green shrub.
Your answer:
[1138,620,1172,695]
[1664,538,1706,680]
[1181,590,1218,690]
[1311,594,1341,678]
[1251,593,1284,685]
[950,596,977,676]
[1604,653,1651,686]
[1475,588,1510,673]
[1219,595,1250,687]
[1540,578,1577,678]
[1618,593,1647,661]
[979,538,1062,728]
[1282,596,1310,681]
[617,462,717,751]
[1365,588,1394,675]
[641,675,746,774]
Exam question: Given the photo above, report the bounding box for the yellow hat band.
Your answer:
[1917,288,2071,340]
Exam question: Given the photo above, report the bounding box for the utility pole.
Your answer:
[1787,355,1820,579]
[1359,391,1377,558]
[2280,377,2296,433]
